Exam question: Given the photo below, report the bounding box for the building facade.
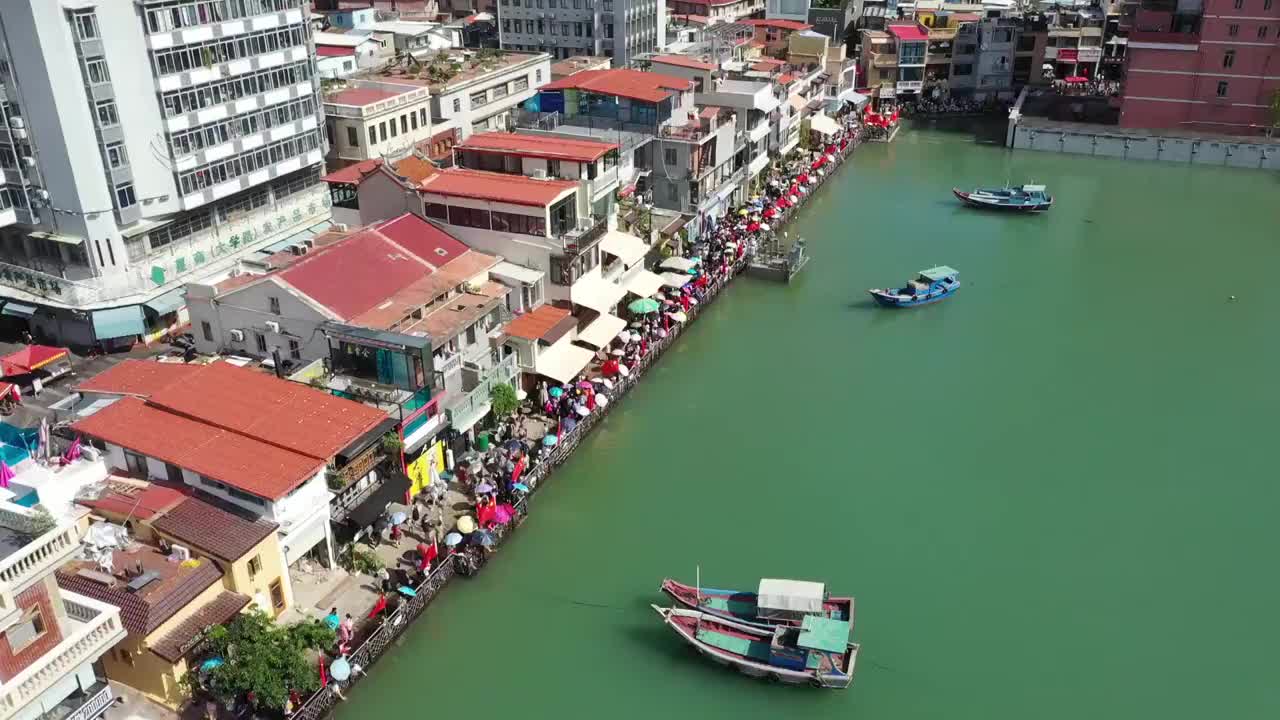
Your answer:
[498,0,665,66]
[324,82,435,165]
[1120,0,1280,134]
[0,0,330,347]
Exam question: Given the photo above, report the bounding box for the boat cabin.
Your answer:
[756,578,825,623]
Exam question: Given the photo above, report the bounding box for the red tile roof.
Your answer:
[143,361,388,463]
[77,480,189,521]
[751,59,787,71]
[778,73,796,85]
[541,69,693,103]
[743,19,814,31]
[322,158,384,185]
[887,24,929,41]
[670,14,710,25]
[950,13,982,22]
[316,45,355,57]
[392,155,438,184]
[149,591,250,663]
[71,396,326,499]
[74,360,198,398]
[651,54,716,71]
[57,545,226,637]
[326,87,405,107]
[458,132,618,163]
[373,213,469,265]
[151,497,278,563]
[503,305,573,342]
[418,168,579,207]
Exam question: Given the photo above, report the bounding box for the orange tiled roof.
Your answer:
[458,132,618,163]
[418,168,579,207]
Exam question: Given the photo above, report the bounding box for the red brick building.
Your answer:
[1120,0,1280,134]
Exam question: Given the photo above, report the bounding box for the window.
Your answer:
[72,11,99,41]
[423,202,448,220]
[368,125,377,145]
[503,19,510,32]
[105,142,128,169]
[471,90,488,107]
[513,77,529,92]
[115,182,137,208]
[1266,0,1274,9]
[561,23,570,35]
[550,23,558,35]
[117,648,134,666]
[255,332,267,353]
[248,555,263,578]
[1259,25,1270,39]
[201,321,213,341]
[535,69,542,83]
[85,57,110,85]
[268,296,281,314]
[400,115,408,134]
[447,205,492,229]
[466,324,477,345]
[269,579,286,611]
[165,463,183,484]
[1228,24,1239,37]
[419,108,427,126]
[289,339,300,360]
[346,126,358,146]
[452,98,461,113]
[953,63,973,76]
[6,607,47,652]
[1223,50,1235,68]
[389,117,398,137]
[410,112,418,130]
[95,100,119,127]
[663,147,677,165]
[1217,80,1229,97]
[124,450,149,477]
[1232,0,1242,7]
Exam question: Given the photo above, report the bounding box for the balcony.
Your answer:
[442,353,519,433]
[0,516,81,596]
[1129,7,1203,44]
[896,80,925,94]
[0,592,125,720]
[871,53,898,69]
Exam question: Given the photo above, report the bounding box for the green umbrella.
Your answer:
[628,298,661,314]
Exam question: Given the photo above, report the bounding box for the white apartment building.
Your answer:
[427,51,552,139]
[0,504,126,720]
[323,81,434,164]
[0,0,329,347]
[498,0,666,67]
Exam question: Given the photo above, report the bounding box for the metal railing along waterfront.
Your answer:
[287,123,864,720]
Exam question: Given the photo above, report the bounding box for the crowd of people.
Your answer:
[1050,77,1121,97]
[902,96,1006,117]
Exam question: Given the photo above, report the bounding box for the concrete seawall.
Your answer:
[1008,116,1280,170]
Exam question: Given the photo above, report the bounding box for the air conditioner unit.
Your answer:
[11,128,26,140]
[20,156,35,168]
[8,117,24,129]
[531,169,548,180]
[302,239,315,249]
[170,545,191,562]
[229,329,246,342]
[265,320,281,333]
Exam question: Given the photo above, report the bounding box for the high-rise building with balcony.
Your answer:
[0,0,330,348]
[498,0,665,67]
[1120,0,1279,134]
[0,505,126,720]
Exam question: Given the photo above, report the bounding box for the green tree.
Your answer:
[490,382,520,419]
[184,610,336,711]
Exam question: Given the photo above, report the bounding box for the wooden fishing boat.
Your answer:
[869,266,959,308]
[953,184,1052,213]
[659,577,853,629]
[652,605,858,689]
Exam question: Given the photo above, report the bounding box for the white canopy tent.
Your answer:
[535,342,596,384]
[576,313,627,349]
[623,269,666,298]
[570,275,628,313]
[757,579,825,613]
[599,230,648,268]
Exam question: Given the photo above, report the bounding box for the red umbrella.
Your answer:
[788,186,800,196]
[747,222,760,232]
[797,173,809,183]
[763,208,777,218]
[368,594,388,618]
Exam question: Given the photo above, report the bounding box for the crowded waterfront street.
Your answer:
[335,126,1280,719]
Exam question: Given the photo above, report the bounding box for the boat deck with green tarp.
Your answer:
[797,615,851,653]
[702,595,758,618]
[695,627,771,662]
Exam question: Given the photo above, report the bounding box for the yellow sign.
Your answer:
[407,441,444,497]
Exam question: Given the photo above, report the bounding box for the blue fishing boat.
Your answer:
[953,184,1052,213]
[869,266,959,308]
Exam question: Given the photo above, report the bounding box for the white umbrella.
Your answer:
[617,330,632,343]
[788,195,798,203]
[618,364,631,377]
[596,394,609,408]
[759,223,771,232]
[667,311,688,323]
[575,405,590,417]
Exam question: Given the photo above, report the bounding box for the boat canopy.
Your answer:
[1022,184,1046,192]
[797,616,851,653]
[918,266,959,281]
[757,579,824,613]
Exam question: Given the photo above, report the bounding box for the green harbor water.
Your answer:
[339,126,1280,719]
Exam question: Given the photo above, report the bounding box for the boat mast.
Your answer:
[696,565,701,606]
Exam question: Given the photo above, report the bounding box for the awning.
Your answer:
[335,415,400,465]
[576,313,626,349]
[28,231,83,245]
[534,341,595,384]
[810,114,840,137]
[623,270,665,298]
[91,306,145,340]
[599,231,648,268]
[143,287,186,316]
[344,472,412,529]
[259,220,333,255]
[659,257,698,273]
[757,578,825,613]
[788,94,808,112]
[1,345,69,376]
[490,260,544,286]
[661,271,692,288]
[1,302,37,318]
[570,275,627,313]
[846,91,871,108]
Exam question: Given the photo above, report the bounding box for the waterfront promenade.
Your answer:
[285,121,867,720]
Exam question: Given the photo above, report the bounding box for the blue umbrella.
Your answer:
[474,531,496,547]
[549,387,564,398]
[390,512,407,525]
[475,482,494,494]
[445,532,463,546]
[397,585,417,597]
[512,483,530,492]
[200,658,224,672]
[330,658,351,683]
[542,434,558,447]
